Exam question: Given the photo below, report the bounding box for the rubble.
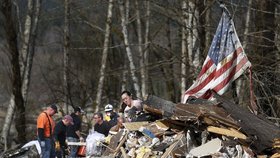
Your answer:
[86,94,280,157]
[4,94,280,157]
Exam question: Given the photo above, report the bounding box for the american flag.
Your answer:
[182,11,251,103]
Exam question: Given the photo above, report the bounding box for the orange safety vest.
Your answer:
[37,111,55,138]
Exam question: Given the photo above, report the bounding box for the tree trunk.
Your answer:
[144,0,150,96]
[95,0,114,112]
[1,96,16,150]
[135,0,146,98]
[181,0,187,102]
[20,0,33,77]
[187,0,200,75]
[118,0,142,99]
[1,0,25,144]
[22,0,41,106]
[235,0,253,105]
[64,0,70,114]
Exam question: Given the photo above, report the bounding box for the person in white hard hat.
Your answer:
[104,104,119,127]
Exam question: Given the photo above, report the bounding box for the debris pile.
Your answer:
[93,94,280,158]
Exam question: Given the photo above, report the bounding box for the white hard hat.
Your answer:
[104,104,113,112]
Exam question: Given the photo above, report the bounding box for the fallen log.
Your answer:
[214,94,280,153]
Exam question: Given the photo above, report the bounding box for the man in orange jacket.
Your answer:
[37,104,58,158]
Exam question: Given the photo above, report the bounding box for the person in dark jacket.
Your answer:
[66,107,84,158]
[54,115,74,158]
[93,112,111,136]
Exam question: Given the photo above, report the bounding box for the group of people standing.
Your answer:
[37,105,84,158]
[36,90,142,158]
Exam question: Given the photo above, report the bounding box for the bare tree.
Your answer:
[235,0,253,105]
[135,0,146,98]
[1,0,41,148]
[118,0,142,99]
[187,0,200,75]
[181,0,187,102]
[95,0,114,112]
[1,0,25,146]
[143,0,150,96]
[64,0,70,113]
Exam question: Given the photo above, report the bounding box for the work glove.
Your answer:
[79,137,84,142]
[55,141,60,151]
[40,141,45,148]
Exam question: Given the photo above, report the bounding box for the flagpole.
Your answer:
[218,1,231,18]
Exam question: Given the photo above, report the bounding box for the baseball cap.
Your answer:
[50,104,58,113]
[64,115,74,125]
[104,104,113,112]
[74,107,84,113]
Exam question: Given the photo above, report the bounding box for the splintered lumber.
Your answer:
[207,126,247,140]
[161,132,185,158]
[120,147,129,158]
[122,121,149,131]
[174,103,239,128]
[214,94,280,152]
[273,138,280,148]
[103,130,126,156]
[143,95,175,117]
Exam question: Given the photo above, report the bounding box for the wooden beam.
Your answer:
[207,126,247,140]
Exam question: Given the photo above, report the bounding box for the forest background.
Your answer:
[0,0,280,150]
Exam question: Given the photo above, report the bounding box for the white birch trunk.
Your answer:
[22,0,41,105]
[20,0,33,76]
[119,0,142,99]
[235,0,252,104]
[64,0,70,113]
[1,95,15,151]
[187,1,200,75]
[181,0,187,102]
[95,0,114,112]
[135,0,146,98]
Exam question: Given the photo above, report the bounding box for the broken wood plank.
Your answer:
[113,133,128,157]
[120,147,129,158]
[122,121,149,131]
[161,132,185,158]
[103,130,125,156]
[207,126,247,140]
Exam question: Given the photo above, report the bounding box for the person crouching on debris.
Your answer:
[93,112,111,136]
[54,115,74,158]
[37,104,58,158]
[121,91,143,121]
[104,104,119,127]
[109,116,125,134]
[66,107,84,158]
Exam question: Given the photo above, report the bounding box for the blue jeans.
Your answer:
[67,137,79,157]
[39,138,55,158]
